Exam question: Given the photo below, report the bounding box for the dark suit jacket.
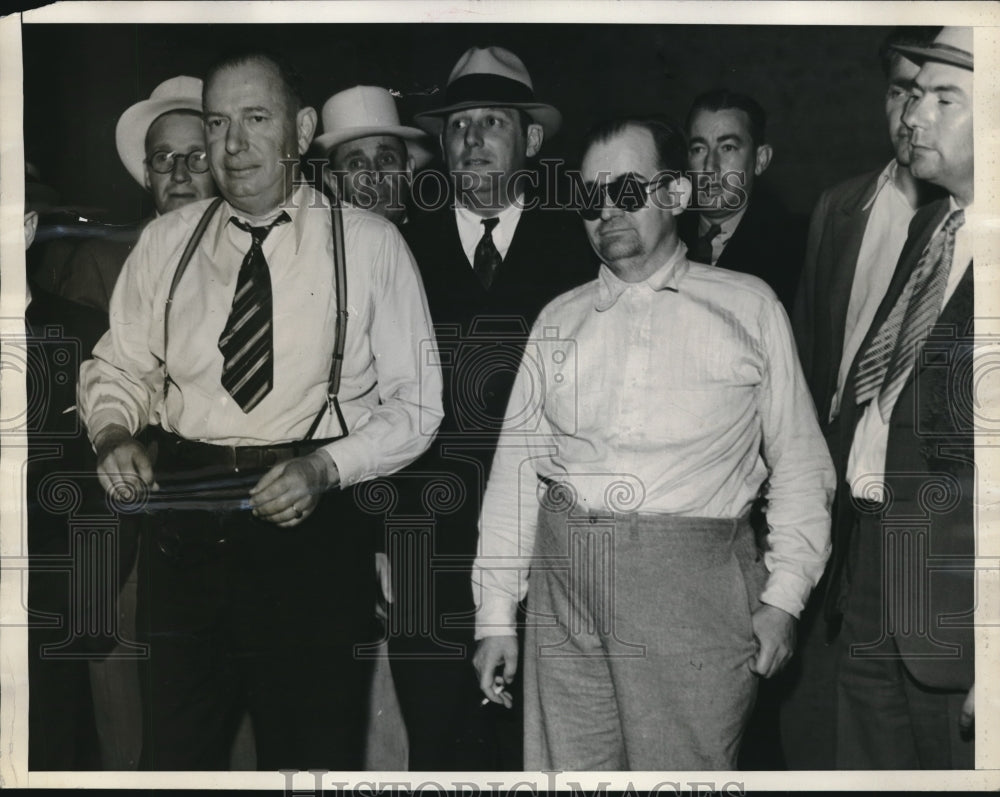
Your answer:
[56,220,149,314]
[679,186,807,311]
[792,169,882,428]
[400,201,597,561]
[826,198,974,691]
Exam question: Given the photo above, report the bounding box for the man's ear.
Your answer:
[296,106,318,155]
[664,174,692,217]
[405,154,416,178]
[525,123,544,158]
[24,210,39,250]
[753,143,773,176]
[143,165,153,193]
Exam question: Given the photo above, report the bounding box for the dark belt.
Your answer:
[150,430,341,472]
[136,427,343,513]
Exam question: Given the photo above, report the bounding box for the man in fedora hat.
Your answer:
[826,26,976,769]
[314,85,432,226]
[78,50,442,770]
[381,45,595,770]
[781,26,942,770]
[52,76,218,316]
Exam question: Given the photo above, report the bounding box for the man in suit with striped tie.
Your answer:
[78,50,442,770]
[825,26,976,769]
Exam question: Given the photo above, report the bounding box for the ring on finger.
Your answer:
[292,505,303,519]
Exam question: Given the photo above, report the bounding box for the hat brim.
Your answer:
[116,96,203,188]
[313,125,434,170]
[891,42,973,71]
[413,102,562,138]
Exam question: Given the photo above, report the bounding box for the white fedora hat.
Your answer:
[115,75,204,187]
[414,45,561,137]
[314,85,433,169]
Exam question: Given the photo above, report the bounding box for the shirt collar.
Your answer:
[214,184,313,254]
[594,243,687,312]
[698,205,747,238]
[860,160,901,213]
[455,196,524,259]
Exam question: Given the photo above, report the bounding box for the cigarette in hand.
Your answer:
[480,681,507,706]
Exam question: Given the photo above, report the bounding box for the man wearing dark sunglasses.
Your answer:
[473,117,833,770]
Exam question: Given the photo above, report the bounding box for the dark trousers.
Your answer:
[381,449,522,771]
[835,507,973,769]
[385,532,523,771]
[135,439,377,771]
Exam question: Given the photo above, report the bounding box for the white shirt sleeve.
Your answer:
[473,319,556,638]
[756,298,836,617]
[323,228,443,485]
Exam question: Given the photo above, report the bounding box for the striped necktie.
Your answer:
[854,208,964,421]
[474,216,502,289]
[218,212,290,413]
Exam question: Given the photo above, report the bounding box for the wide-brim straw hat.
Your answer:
[115,75,204,187]
[414,46,561,137]
[313,85,433,169]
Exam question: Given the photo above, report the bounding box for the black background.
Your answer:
[23,22,894,223]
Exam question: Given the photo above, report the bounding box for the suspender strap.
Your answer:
[164,197,224,361]
[162,197,348,442]
[305,202,349,440]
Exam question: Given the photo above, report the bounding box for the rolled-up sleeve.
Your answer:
[757,299,836,618]
[473,320,555,639]
[77,229,166,444]
[324,228,443,486]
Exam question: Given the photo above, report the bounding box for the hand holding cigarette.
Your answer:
[480,680,513,708]
[473,635,518,709]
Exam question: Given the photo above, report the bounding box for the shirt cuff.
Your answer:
[759,568,813,619]
[320,435,369,488]
[84,408,136,446]
[474,595,519,639]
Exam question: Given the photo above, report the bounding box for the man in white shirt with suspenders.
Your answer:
[78,50,442,770]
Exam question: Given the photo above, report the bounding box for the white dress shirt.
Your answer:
[848,198,974,500]
[829,160,916,421]
[473,243,835,637]
[455,199,524,266]
[79,186,443,488]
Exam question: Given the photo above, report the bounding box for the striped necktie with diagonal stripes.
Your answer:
[218,212,290,413]
[853,208,964,422]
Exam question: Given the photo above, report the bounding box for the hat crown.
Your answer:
[447,45,534,91]
[321,86,403,134]
[934,26,973,56]
[149,75,204,105]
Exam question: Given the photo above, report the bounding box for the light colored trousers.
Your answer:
[524,493,768,770]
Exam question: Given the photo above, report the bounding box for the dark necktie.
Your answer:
[854,208,964,421]
[218,213,290,413]
[687,222,721,264]
[474,217,502,289]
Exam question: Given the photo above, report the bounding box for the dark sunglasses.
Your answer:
[576,173,674,221]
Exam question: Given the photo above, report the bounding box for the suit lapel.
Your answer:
[823,172,881,362]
